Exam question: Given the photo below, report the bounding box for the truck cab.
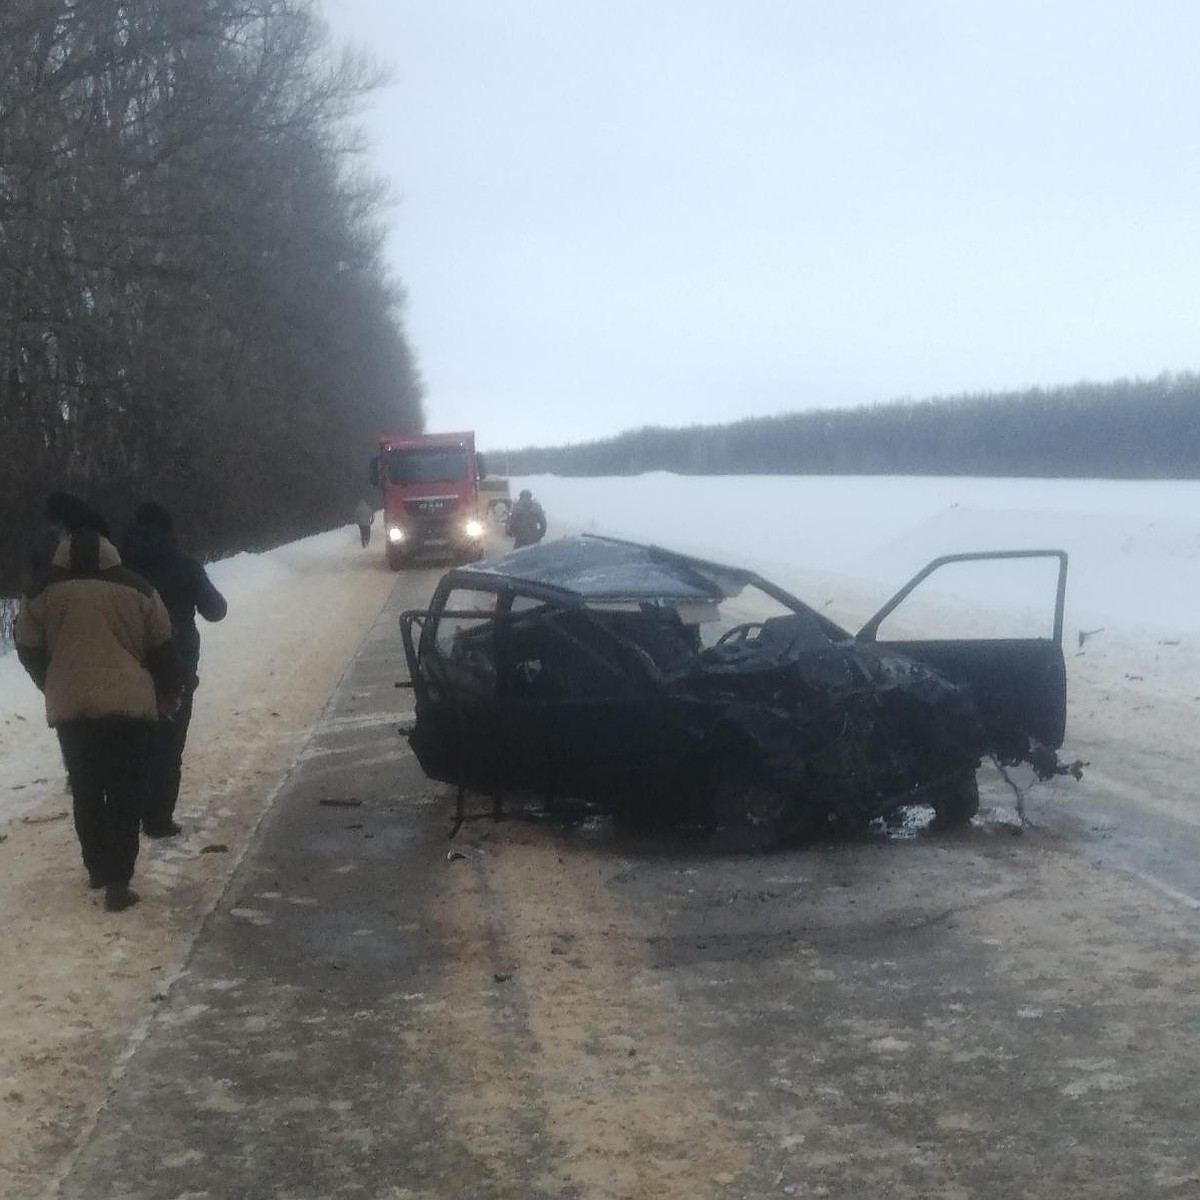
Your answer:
[370,432,487,569]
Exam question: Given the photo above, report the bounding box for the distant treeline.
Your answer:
[497,375,1200,480]
[1,0,422,594]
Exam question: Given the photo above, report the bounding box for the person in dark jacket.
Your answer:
[505,489,547,548]
[120,502,228,838]
[15,528,185,911]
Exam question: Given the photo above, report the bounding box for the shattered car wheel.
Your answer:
[705,758,800,852]
[929,768,981,829]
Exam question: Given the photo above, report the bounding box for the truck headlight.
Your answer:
[464,519,484,539]
[387,526,405,544]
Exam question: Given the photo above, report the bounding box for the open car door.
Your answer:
[856,551,1069,757]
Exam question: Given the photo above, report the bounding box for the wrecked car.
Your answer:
[398,535,1075,845]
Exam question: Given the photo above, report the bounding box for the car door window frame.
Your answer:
[856,550,1068,646]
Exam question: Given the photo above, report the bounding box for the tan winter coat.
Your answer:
[15,531,183,725]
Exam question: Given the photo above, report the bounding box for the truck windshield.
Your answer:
[385,448,469,485]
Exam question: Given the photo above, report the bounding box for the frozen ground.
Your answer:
[1,472,1198,1193]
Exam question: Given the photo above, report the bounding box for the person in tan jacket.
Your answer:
[15,527,185,911]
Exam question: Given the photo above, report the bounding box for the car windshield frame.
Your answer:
[447,535,854,643]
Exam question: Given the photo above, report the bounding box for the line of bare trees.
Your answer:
[498,374,1200,480]
[1,0,422,594]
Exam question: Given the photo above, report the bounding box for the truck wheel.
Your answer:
[386,544,405,571]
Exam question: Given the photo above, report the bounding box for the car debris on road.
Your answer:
[399,535,1081,847]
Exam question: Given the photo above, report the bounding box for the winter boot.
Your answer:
[104,885,140,912]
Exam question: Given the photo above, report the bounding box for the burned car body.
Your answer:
[399,535,1072,844]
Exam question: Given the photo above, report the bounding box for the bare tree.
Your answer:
[1,0,422,592]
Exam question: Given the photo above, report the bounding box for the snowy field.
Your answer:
[3,472,1198,825]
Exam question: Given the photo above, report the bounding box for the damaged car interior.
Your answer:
[399,535,1079,848]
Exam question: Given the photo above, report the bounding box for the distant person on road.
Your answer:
[121,502,228,839]
[354,499,375,548]
[506,489,547,548]
[15,527,185,912]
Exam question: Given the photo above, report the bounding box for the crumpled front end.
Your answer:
[674,636,988,828]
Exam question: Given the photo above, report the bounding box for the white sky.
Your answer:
[320,1,1200,451]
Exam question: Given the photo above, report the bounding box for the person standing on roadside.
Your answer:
[354,498,375,548]
[15,527,185,911]
[505,489,547,548]
[121,502,228,839]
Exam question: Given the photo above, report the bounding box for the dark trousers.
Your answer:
[143,688,195,832]
[57,718,153,887]
[358,522,371,547]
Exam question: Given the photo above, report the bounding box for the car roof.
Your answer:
[445,535,765,606]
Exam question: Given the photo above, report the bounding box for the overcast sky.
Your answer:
[321,1,1200,451]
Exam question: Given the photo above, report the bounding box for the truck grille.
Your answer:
[403,496,459,518]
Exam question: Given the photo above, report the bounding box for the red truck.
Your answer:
[369,431,487,569]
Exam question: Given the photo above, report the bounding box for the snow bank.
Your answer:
[0,524,362,822]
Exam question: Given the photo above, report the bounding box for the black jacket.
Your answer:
[120,523,227,680]
[506,497,547,548]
